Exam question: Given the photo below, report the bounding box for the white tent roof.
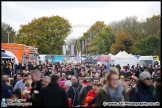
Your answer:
[114,51,135,59]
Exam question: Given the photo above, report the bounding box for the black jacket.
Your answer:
[38,82,69,107]
[1,81,9,99]
[4,67,11,75]
[67,86,79,106]
[28,79,42,107]
[66,70,74,75]
[130,81,158,102]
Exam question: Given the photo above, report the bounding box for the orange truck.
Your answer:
[1,43,39,65]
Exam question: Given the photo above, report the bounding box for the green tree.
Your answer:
[142,14,161,36]
[109,16,143,41]
[110,31,134,54]
[133,34,160,56]
[14,15,72,54]
[96,26,115,54]
[80,21,106,54]
[1,22,16,43]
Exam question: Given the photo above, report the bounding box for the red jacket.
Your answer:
[84,89,97,105]
[86,89,96,98]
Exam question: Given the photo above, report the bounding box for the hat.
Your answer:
[120,75,124,79]
[64,80,72,87]
[139,71,151,81]
[83,77,88,81]
[155,77,161,83]
[86,77,93,82]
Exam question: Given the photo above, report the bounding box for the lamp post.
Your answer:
[6,31,11,43]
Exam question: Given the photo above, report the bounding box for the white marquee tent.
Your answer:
[112,51,138,67]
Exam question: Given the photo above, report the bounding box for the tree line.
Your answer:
[79,15,160,56]
[1,14,160,56]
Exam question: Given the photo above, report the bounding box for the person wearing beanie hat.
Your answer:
[130,71,158,102]
[139,71,151,83]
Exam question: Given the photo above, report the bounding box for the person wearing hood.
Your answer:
[64,80,79,107]
[95,67,129,107]
[130,71,158,102]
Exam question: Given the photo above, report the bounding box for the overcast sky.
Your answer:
[2,2,160,39]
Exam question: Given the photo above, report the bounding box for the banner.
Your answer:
[77,51,81,63]
[74,41,78,55]
[97,55,111,61]
[80,40,86,52]
[71,45,75,56]
[62,45,66,55]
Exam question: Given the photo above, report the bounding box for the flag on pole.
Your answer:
[62,45,66,55]
[80,40,86,52]
[77,51,81,63]
[71,45,75,56]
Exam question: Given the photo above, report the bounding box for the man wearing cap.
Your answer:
[130,71,158,102]
[78,77,93,105]
[154,77,161,102]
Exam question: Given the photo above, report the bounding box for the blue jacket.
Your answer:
[88,96,96,106]
[130,81,158,102]
[1,81,9,99]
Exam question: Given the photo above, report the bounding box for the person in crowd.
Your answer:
[1,75,9,99]
[41,76,51,88]
[38,75,69,107]
[37,65,42,72]
[80,69,89,77]
[13,60,18,75]
[84,83,98,105]
[79,77,93,105]
[28,62,34,71]
[13,74,29,91]
[44,68,50,76]
[4,64,11,75]
[66,66,74,75]
[70,75,78,89]
[25,70,42,107]
[130,71,158,102]
[94,78,100,84]
[81,83,103,107]
[61,73,66,79]
[11,91,21,99]
[5,78,13,92]
[154,77,161,102]
[64,80,79,107]
[96,67,129,107]
[76,65,81,78]
[12,73,23,87]
[78,77,83,92]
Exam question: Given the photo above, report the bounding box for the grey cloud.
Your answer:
[6,2,112,9]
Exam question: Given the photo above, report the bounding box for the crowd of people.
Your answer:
[1,60,161,107]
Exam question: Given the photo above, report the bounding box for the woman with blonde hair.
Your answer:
[95,67,129,107]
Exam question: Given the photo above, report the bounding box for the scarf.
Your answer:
[107,85,122,102]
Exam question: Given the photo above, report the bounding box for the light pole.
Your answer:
[6,31,11,43]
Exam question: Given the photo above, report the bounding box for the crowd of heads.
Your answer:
[1,60,161,107]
